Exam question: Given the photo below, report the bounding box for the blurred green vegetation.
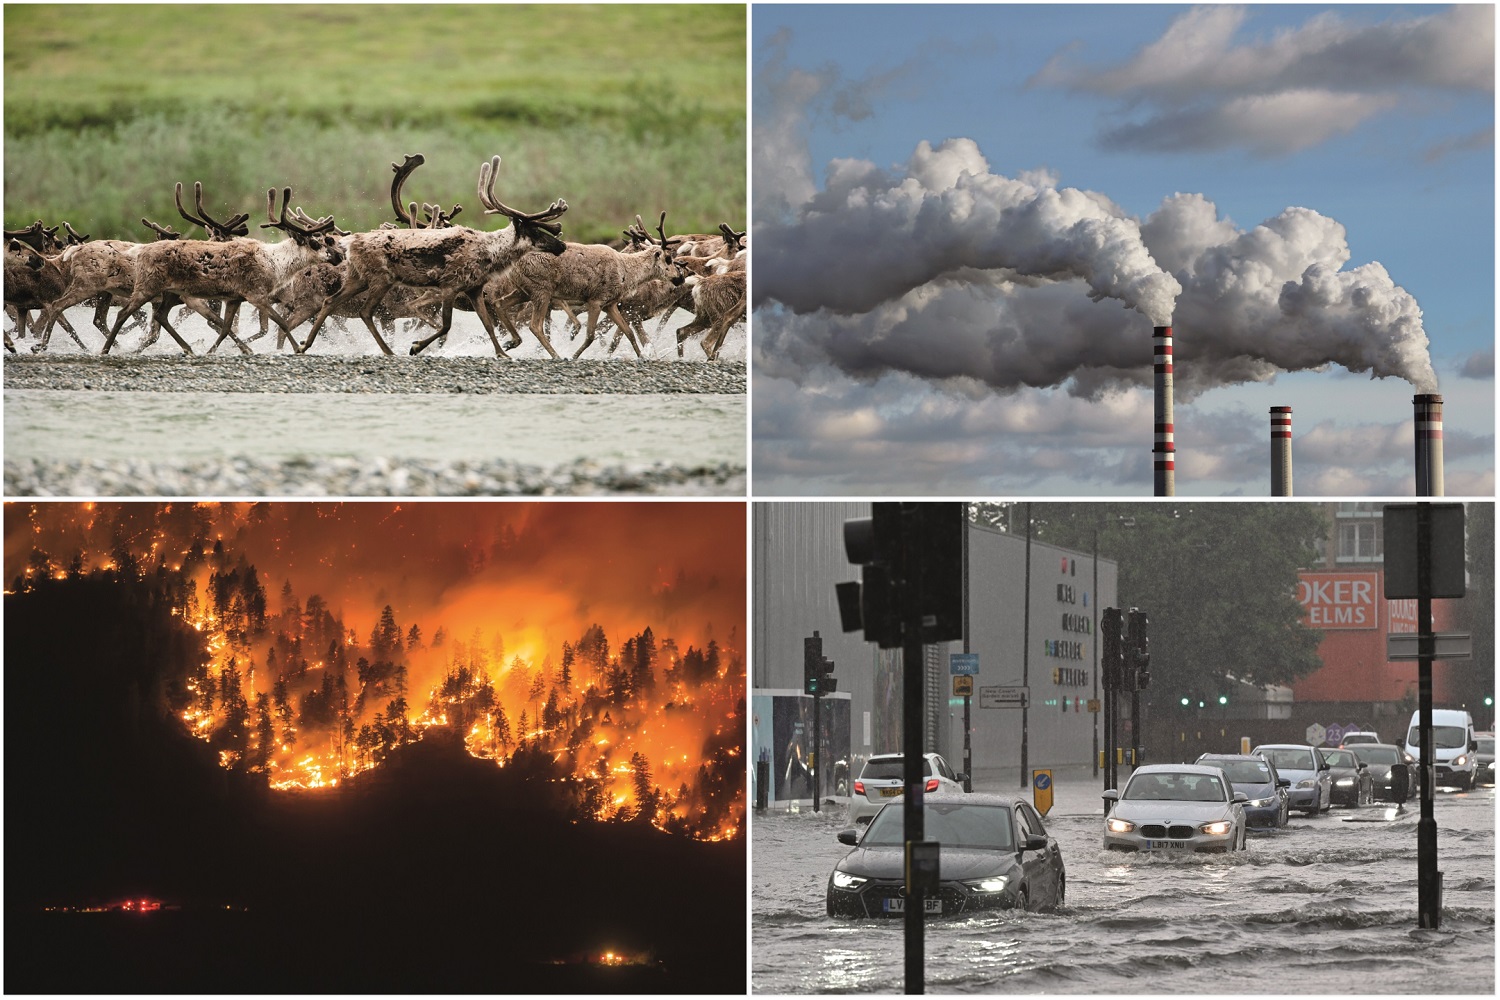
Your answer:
[4,4,745,244]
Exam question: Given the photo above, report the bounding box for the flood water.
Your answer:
[752,765,1495,994]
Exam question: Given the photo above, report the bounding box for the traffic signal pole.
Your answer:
[813,671,822,813]
[902,632,925,994]
[1416,504,1441,929]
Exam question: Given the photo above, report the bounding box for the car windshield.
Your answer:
[1210,760,1271,784]
[1479,738,1495,755]
[1353,746,1400,765]
[861,758,929,781]
[1259,748,1313,771]
[1321,749,1357,768]
[863,802,1014,851]
[1122,772,1226,802]
[1407,726,1469,749]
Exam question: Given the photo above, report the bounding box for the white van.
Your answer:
[1404,709,1478,789]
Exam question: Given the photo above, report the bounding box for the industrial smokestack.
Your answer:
[1413,393,1444,497]
[1270,406,1293,497]
[1154,325,1175,496]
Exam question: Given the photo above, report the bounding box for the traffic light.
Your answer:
[804,631,823,695]
[1101,607,1124,692]
[1217,693,1228,706]
[837,503,964,648]
[1126,609,1150,690]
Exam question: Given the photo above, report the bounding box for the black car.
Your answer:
[1319,747,1374,806]
[827,795,1065,917]
[1350,743,1416,802]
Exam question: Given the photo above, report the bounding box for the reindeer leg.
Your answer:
[470,288,512,359]
[304,274,372,354]
[152,297,196,356]
[606,303,645,359]
[570,302,602,361]
[103,292,154,354]
[408,289,454,356]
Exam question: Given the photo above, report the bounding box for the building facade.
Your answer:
[752,503,1118,795]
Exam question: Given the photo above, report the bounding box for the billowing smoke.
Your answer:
[756,127,1438,397]
[757,137,1181,326]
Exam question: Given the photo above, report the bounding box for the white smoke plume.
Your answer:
[755,138,1438,396]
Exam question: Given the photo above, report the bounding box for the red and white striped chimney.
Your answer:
[1270,406,1292,497]
[1413,393,1444,496]
[1153,325,1174,496]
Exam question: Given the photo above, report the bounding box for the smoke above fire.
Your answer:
[5,502,746,840]
[754,51,1439,397]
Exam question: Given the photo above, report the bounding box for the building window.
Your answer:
[1337,520,1383,562]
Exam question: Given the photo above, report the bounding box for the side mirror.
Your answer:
[1022,834,1048,852]
[1319,759,1331,771]
[1357,762,1368,770]
[837,829,859,846]
[1471,739,1480,752]
[1101,789,1120,801]
[1232,791,1249,803]
[1276,777,1291,787]
[955,772,970,784]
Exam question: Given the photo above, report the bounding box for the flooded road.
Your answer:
[752,765,1494,994]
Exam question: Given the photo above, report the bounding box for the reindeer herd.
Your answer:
[4,152,747,361]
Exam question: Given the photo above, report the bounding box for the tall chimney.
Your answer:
[1153,325,1175,496]
[1270,406,1293,496]
[1413,393,1444,497]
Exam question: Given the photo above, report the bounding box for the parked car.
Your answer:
[1350,743,1417,802]
[1102,764,1248,853]
[1339,731,1381,748]
[1319,747,1374,806]
[846,752,967,826]
[827,794,1065,917]
[1405,709,1478,789]
[1196,753,1290,828]
[1251,744,1332,815]
[1474,733,1494,787]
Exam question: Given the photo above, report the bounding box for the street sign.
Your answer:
[1383,504,1465,599]
[1305,722,1327,746]
[953,675,974,697]
[979,685,1028,709]
[1086,699,1101,714]
[1032,769,1053,816]
[1387,632,1473,661]
[950,653,980,675]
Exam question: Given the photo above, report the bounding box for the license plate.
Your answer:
[1146,840,1188,849]
[883,897,943,914]
[879,788,902,797]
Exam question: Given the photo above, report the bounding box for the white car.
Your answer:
[1102,763,1248,853]
[846,752,967,826]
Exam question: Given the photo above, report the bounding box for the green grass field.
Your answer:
[4,4,745,244]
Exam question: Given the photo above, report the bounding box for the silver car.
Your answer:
[1251,744,1332,815]
[847,752,967,826]
[1102,764,1248,853]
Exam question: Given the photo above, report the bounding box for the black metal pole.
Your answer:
[812,686,822,813]
[962,511,972,792]
[902,634,925,994]
[1093,525,1100,779]
[1131,684,1141,769]
[1416,504,1441,929]
[1021,503,1031,788]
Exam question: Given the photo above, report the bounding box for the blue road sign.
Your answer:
[950,653,980,675]
[1033,772,1052,790]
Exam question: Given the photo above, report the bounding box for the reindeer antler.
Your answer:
[62,221,91,245]
[479,155,568,232]
[140,217,184,241]
[390,153,425,227]
[262,187,339,242]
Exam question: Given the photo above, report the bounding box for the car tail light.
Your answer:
[854,780,865,795]
[925,778,939,792]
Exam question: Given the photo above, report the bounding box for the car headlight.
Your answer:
[1452,755,1468,767]
[962,876,1009,893]
[1249,797,1273,807]
[1200,821,1233,836]
[1296,778,1315,789]
[831,871,867,890]
[1335,778,1354,786]
[1106,817,1135,833]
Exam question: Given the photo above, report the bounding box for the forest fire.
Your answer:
[5,502,746,842]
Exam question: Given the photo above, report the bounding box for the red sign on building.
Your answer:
[1298,572,1379,630]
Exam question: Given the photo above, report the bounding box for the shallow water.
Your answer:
[5,389,745,468]
[752,769,1495,994]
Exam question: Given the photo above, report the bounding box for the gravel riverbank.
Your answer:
[2,355,746,395]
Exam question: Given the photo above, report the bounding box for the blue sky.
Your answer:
[751,4,1494,496]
